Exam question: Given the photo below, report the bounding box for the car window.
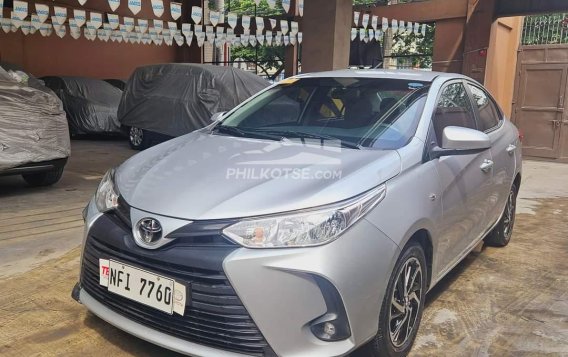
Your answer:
[468,84,501,132]
[432,82,477,144]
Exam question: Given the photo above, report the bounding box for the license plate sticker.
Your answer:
[99,259,186,316]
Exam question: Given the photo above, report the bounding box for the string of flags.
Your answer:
[0,1,304,48]
[352,11,428,43]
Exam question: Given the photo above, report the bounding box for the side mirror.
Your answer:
[431,126,491,159]
[210,111,226,123]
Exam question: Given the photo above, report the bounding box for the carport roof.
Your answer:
[295,69,461,82]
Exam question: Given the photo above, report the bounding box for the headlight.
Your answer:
[223,185,386,248]
[95,169,119,213]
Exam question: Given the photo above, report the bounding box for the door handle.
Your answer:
[550,119,561,128]
[480,159,494,173]
[506,144,517,155]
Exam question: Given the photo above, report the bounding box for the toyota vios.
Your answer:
[73,70,522,357]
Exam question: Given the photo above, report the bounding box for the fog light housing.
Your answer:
[309,276,351,342]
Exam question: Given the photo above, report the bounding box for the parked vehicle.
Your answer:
[118,63,269,150]
[73,70,522,357]
[0,66,70,186]
[104,79,127,91]
[42,76,123,136]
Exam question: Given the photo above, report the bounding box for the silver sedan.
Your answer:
[74,70,522,357]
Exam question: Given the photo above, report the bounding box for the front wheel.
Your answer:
[357,242,427,357]
[129,127,151,150]
[22,166,64,187]
[485,183,518,247]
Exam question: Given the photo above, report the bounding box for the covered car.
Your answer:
[118,64,270,149]
[42,76,123,136]
[0,66,70,186]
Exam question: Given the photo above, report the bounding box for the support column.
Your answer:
[302,0,352,73]
[431,18,466,73]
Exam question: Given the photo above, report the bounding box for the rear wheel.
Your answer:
[22,166,64,187]
[129,127,151,150]
[485,183,518,247]
[357,242,427,357]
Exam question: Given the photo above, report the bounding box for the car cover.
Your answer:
[42,76,123,135]
[118,64,270,137]
[0,66,70,171]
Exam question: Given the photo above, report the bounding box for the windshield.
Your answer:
[215,77,430,150]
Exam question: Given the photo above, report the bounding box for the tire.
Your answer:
[485,183,518,247]
[22,166,65,187]
[357,242,427,357]
[129,127,151,150]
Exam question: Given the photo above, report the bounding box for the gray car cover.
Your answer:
[118,64,270,137]
[0,67,70,171]
[42,76,123,135]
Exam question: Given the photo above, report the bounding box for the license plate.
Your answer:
[99,259,186,316]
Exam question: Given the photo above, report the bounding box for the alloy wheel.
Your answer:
[389,257,423,348]
[503,189,516,239]
[130,127,143,147]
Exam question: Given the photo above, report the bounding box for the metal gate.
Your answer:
[512,45,568,160]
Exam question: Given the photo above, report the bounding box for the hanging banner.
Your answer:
[124,17,135,32]
[170,2,181,20]
[168,21,177,32]
[414,22,420,35]
[281,0,290,13]
[391,19,398,34]
[269,18,276,29]
[108,0,120,12]
[128,0,142,15]
[280,20,289,35]
[151,0,164,17]
[138,18,148,33]
[91,12,103,29]
[353,11,360,27]
[107,14,119,29]
[31,13,41,30]
[362,13,369,29]
[78,0,87,6]
[255,17,264,31]
[191,6,202,24]
[209,11,220,26]
[265,31,272,46]
[153,19,163,34]
[13,1,28,21]
[267,0,275,9]
[227,13,237,29]
[74,10,86,28]
[298,0,304,17]
[371,15,378,30]
[297,32,302,44]
[35,4,49,23]
[290,21,298,35]
[382,17,388,32]
[241,15,250,30]
[351,28,357,41]
[53,7,67,26]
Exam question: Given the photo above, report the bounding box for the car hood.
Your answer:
[116,131,401,220]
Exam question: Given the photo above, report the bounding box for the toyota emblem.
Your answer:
[136,218,163,244]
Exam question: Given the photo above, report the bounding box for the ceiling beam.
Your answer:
[354,0,468,23]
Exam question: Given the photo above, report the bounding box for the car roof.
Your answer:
[295,69,470,83]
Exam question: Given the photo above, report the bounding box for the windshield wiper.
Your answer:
[212,125,284,141]
[257,129,362,150]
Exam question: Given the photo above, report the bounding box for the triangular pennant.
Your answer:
[181,23,191,36]
[74,9,86,28]
[280,20,289,35]
[168,21,177,32]
[353,11,360,26]
[174,33,184,46]
[298,0,304,16]
[91,12,102,29]
[275,31,281,46]
[138,19,148,33]
[265,31,272,46]
[297,32,302,44]
[283,35,289,46]
[269,18,276,29]
[421,24,427,36]
[227,13,237,29]
[256,30,264,46]
[21,20,30,35]
[191,6,202,24]
[71,28,82,39]
[362,14,369,29]
[255,17,264,31]
[57,25,66,38]
[108,14,119,29]
[371,15,378,30]
[241,15,250,30]
[375,29,382,41]
[209,11,220,26]
[290,21,298,35]
[128,0,141,15]
[53,7,67,26]
[31,13,41,30]
[78,0,87,6]
[151,0,164,17]
[205,25,214,43]
[124,17,135,32]
[108,0,120,12]
[406,21,413,35]
[35,4,49,23]
[391,19,398,34]
[153,19,163,34]
[351,28,357,41]
[359,28,365,41]
[382,17,388,32]
[170,2,181,20]
[13,1,28,21]
[282,0,290,13]
[196,32,205,47]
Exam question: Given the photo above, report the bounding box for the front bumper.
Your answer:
[77,198,400,357]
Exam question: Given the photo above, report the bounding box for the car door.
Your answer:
[430,81,495,274]
[466,83,517,226]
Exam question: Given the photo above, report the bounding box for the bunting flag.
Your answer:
[275,31,281,46]
[74,9,86,28]
[13,1,28,21]
[398,20,404,34]
[227,13,237,28]
[209,11,220,26]
[414,22,420,35]
[216,26,225,46]
[205,25,214,43]
[181,23,191,37]
[11,12,23,29]
[351,28,357,41]
[168,21,177,32]
[21,20,30,35]
[353,11,360,27]
[391,19,398,34]
[255,17,264,31]
[298,0,304,17]
[405,21,412,35]
[124,17,135,32]
[282,0,290,13]
[382,17,388,32]
[174,33,184,46]
[31,14,41,30]
[371,15,378,30]
[241,29,249,46]
[375,29,382,41]
[359,28,366,41]
[267,0,275,9]
[108,14,119,29]
[78,0,87,6]
[57,24,67,38]
[283,34,289,46]
[153,19,163,34]
[249,33,257,47]
[128,0,141,15]
[265,31,272,46]
[91,12,103,29]
[191,6,202,24]
[86,21,96,36]
[70,27,81,39]
[196,31,205,47]
[53,7,67,26]
[269,18,276,29]
[290,21,298,35]
[241,15,250,30]
[421,24,427,36]
[3,18,13,33]
[35,4,49,23]
[368,29,374,42]
[290,33,296,45]
[170,2,181,20]
[138,19,148,33]
[108,0,120,12]
[297,32,302,44]
[280,20,289,35]
[151,0,164,17]
[362,14,369,29]
[120,25,128,39]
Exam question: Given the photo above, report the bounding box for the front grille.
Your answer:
[81,215,274,356]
